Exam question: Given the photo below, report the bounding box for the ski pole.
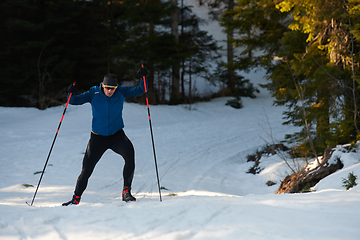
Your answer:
[141,65,162,202]
[27,82,76,206]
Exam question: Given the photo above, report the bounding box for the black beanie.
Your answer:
[103,74,118,86]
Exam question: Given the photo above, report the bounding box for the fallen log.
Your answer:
[276,147,344,194]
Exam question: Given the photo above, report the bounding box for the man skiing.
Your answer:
[62,68,148,206]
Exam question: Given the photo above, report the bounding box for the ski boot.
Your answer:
[62,194,81,206]
[122,186,136,202]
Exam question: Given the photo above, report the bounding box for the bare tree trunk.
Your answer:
[227,0,235,91]
[149,20,155,93]
[189,57,192,102]
[38,43,49,110]
[348,17,359,132]
[180,0,185,101]
[170,0,180,104]
[286,60,320,165]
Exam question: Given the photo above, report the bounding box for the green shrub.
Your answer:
[226,97,243,109]
[301,183,313,193]
[342,172,358,190]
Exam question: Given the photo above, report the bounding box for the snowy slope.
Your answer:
[1,94,360,240]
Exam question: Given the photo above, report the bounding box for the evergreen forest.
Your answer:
[220,0,360,153]
[2,0,360,154]
[1,0,224,108]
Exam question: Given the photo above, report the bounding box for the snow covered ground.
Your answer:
[1,77,360,239]
[1,1,360,239]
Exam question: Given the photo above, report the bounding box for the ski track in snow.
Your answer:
[1,95,359,240]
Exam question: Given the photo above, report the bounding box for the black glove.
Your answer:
[67,82,77,94]
[138,67,148,78]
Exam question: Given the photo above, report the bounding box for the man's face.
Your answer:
[102,83,117,97]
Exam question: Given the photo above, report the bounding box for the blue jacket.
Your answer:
[69,78,147,136]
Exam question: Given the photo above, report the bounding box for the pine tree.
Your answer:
[275,0,360,150]
[218,0,287,98]
[178,3,220,103]
[109,0,176,104]
[0,0,114,108]
[222,0,360,153]
[220,0,289,71]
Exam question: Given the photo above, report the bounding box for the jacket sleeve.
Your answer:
[119,77,148,98]
[69,87,95,105]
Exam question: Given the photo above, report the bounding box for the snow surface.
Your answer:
[1,1,360,239]
[1,84,360,240]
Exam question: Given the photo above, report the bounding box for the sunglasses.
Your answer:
[103,84,118,90]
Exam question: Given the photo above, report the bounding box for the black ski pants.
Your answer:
[74,129,135,197]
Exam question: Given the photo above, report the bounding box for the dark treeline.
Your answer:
[1,0,258,109]
[2,0,111,108]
